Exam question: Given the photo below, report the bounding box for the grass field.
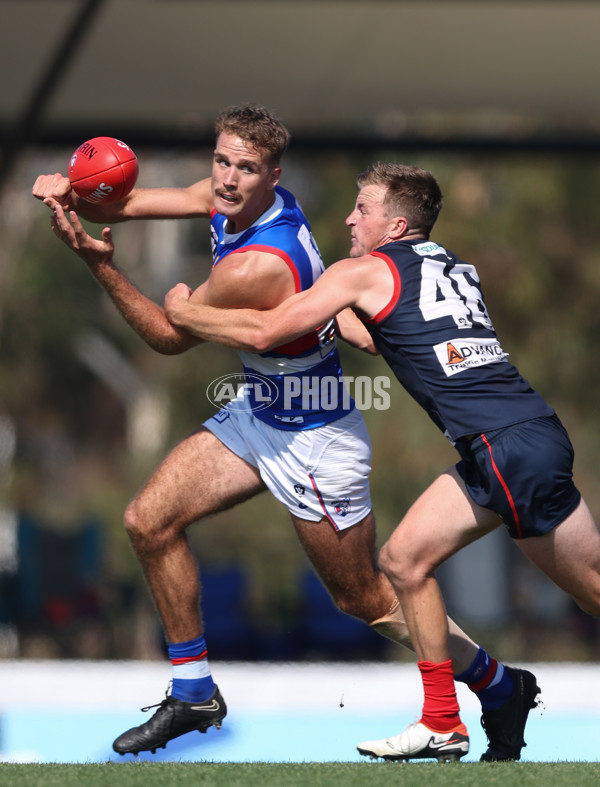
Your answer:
[3,662,600,777]
[2,762,600,786]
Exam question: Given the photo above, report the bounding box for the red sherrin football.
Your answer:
[68,137,138,204]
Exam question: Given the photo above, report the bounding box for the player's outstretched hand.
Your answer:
[32,173,73,208]
[47,201,114,268]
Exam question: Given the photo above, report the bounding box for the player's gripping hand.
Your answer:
[48,201,114,269]
[32,173,74,209]
[164,282,193,323]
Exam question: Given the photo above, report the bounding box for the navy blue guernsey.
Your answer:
[361,240,553,442]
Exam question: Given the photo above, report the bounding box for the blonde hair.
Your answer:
[215,104,290,165]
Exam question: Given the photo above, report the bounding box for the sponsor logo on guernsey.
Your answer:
[413,241,447,257]
[433,337,508,376]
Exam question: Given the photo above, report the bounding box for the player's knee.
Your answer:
[379,541,406,582]
[379,541,421,593]
[123,499,164,550]
[123,499,144,541]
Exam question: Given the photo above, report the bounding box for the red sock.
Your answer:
[418,659,463,732]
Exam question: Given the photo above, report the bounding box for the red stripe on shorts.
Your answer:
[308,472,340,532]
[481,434,522,539]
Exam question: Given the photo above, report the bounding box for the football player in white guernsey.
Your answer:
[37,122,536,762]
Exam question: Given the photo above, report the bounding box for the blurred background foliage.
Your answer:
[1,145,600,663]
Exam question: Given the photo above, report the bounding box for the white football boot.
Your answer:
[357,720,469,762]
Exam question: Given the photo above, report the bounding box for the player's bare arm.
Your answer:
[49,203,202,355]
[34,175,214,223]
[335,307,379,355]
[165,255,391,351]
[204,249,296,310]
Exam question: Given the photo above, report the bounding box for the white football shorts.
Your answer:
[203,401,372,530]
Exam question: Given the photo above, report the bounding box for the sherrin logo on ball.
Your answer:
[68,136,138,204]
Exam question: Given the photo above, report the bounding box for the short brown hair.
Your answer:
[214,104,291,165]
[357,162,443,236]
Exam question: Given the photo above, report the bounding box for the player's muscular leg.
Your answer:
[380,468,500,662]
[518,498,600,616]
[293,507,486,671]
[293,511,400,631]
[124,427,266,642]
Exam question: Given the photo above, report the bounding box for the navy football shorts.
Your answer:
[455,413,581,539]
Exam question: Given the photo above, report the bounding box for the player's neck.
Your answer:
[225,192,277,234]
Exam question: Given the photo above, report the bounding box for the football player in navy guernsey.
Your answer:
[38,120,537,762]
[158,160,600,763]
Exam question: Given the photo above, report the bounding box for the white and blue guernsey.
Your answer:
[210,185,353,430]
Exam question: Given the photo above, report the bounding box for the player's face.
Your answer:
[212,132,280,232]
[345,185,397,257]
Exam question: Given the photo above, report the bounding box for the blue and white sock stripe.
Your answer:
[171,655,212,680]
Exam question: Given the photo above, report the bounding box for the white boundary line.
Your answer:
[0,661,598,713]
